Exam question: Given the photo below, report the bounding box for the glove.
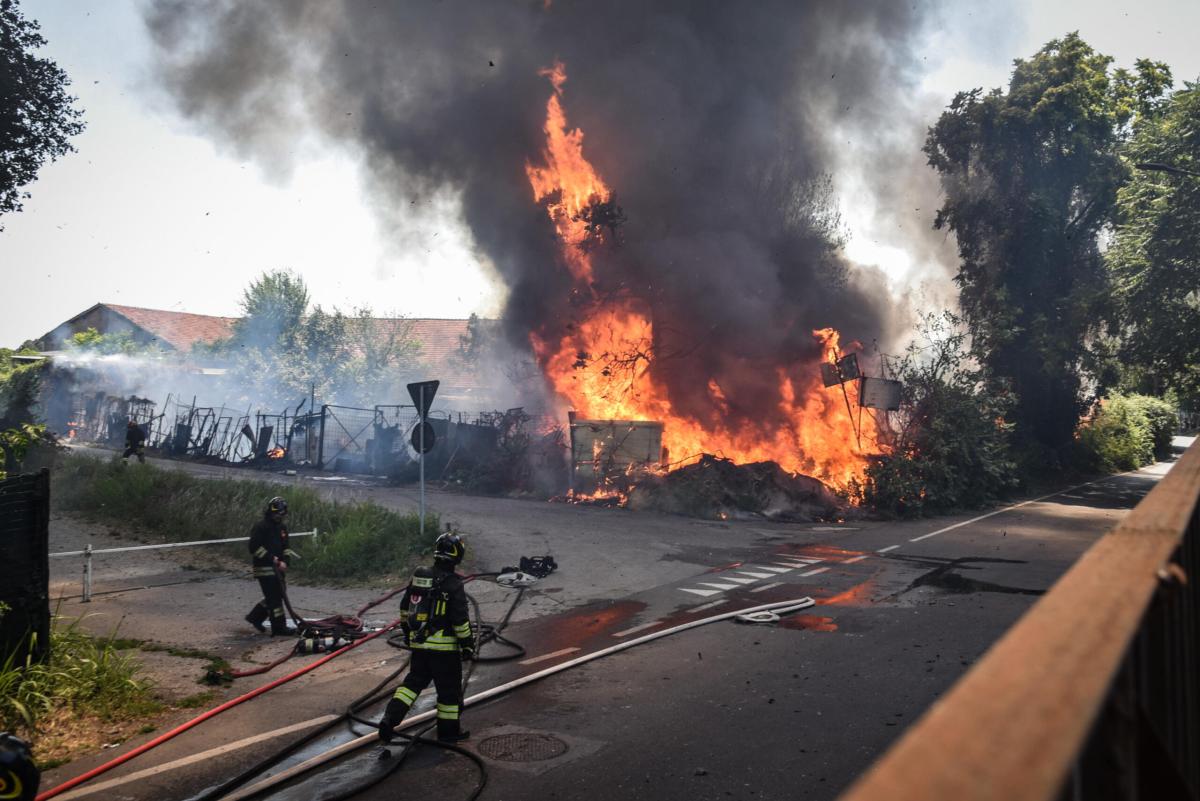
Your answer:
[460,638,476,661]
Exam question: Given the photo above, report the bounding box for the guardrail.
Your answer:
[837,442,1200,801]
[50,529,319,602]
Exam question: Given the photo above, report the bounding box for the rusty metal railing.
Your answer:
[837,441,1200,801]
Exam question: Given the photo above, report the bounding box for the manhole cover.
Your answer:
[478,732,569,762]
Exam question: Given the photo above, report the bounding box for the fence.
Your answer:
[837,441,1200,801]
[0,470,51,665]
[49,529,319,603]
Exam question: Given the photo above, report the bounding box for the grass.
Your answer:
[0,615,161,747]
[52,453,434,582]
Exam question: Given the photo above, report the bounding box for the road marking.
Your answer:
[718,576,759,585]
[54,714,341,800]
[776,560,820,568]
[520,647,581,666]
[906,473,1136,543]
[612,621,661,638]
[877,545,900,553]
[697,582,742,591]
[810,526,861,531]
[735,571,776,579]
[754,566,793,574]
[843,555,869,563]
[800,567,829,577]
[750,581,785,593]
[688,600,728,613]
[680,587,722,597]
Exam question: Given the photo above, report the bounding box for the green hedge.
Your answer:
[52,454,434,582]
[1075,393,1177,472]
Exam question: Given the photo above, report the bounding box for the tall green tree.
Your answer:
[1107,84,1200,406]
[0,0,84,229]
[924,33,1170,455]
[231,269,311,349]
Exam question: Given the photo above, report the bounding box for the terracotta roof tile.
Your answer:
[104,304,237,351]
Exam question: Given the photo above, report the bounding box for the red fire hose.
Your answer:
[35,618,402,801]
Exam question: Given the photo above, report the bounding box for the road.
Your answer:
[42,449,1174,801]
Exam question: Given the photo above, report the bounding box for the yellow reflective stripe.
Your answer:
[413,576,433,588]
[393,686,418,704]
[453,623,472,636]
[1,770,23,800]
[436,703,459,719]
[283,549,301,559]
[422,633,456,643]
[254,546,269,558]
[409,640,458,651]
[272,607,285,616]
[253,567,275,576]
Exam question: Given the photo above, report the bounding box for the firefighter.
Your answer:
[378,531,476,744]
[244,496,299,636]
[0,732,38,801]
[122,419,146,463]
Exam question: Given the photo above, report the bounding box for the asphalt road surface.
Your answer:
[44,453,1173,801]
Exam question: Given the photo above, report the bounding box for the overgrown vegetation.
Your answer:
[1074,393,1177,472]
[0,611,158,745]
[860,312,1018,518]
[52,453,433,581]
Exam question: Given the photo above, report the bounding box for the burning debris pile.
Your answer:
[626,455,842,522]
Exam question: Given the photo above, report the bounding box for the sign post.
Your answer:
[406,380,439,536]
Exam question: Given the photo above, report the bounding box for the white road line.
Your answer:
[612,621,661,638]
[697,582,742,591]
[688,599,728,613]
[810,526,861,531]
[54,714,341,800]
[750,581,785,593]
[520,647,581,666]
[735,571,775,579]
[844,555,869,563]
[754,566,793,574]
[680,587,722,597]
[718,576,759,585]
[877,545,900,553]
[906,474,1132,543]
[800,567,830,577]
[776,560,820,567]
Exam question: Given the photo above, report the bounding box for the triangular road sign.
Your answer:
[407,380,440,419]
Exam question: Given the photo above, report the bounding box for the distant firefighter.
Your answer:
[122,419,146,463]
[245,496,299,636]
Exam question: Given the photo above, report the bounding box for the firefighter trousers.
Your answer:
[389,649,464,739]
[247,575,289,634]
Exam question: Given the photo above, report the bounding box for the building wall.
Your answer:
[38,307,163,351]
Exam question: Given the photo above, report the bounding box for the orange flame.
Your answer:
[526,64,879,487]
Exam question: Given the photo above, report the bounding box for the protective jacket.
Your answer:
[248,518,295,577]
[400,564,474,652]
[125,424,146,448]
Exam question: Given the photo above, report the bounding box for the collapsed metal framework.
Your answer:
[838,442,1200,801]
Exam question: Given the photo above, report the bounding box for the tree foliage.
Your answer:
[1075,393,1177,472]
[924,33,1171,454]
[0,0,85,228]
[862,312,1017,518]
[1107,84,1200,407]
[68,327,143,355]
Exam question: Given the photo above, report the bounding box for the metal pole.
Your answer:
[83,543,93,603]
[419,385,426,536]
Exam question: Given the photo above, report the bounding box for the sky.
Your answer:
[2,0,1198,349]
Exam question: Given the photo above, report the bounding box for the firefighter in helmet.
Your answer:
[122,419,146,463]
[245,496,299,636]
[379,529,475,744]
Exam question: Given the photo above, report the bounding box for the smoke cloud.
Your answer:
[145,0,942,433]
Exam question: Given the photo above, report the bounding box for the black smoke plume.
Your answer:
[145,0,936,438]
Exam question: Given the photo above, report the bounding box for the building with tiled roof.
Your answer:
[36,303,237,353]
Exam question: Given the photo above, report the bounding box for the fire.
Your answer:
[266,447,286,460]
[526,64,879,487]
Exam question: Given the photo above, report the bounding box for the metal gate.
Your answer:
[318,405,380,472]
[0,469,50,665]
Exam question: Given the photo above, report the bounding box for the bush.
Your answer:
[861,312,1018,518]
[52,454,433,582]
[1075,393,1177,472]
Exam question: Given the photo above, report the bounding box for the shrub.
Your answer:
[861,312,1018,518]
[51,454,433,582]
[1075,393,1177,472]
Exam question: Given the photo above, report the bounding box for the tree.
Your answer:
[68,327,143,355]
[1107,84,1200,407]
[924,33,1171,456]
[230,269,311,350]
[0,0,85,229]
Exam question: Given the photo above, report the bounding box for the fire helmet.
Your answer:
[266,496,289,517]
[433,532,465,566]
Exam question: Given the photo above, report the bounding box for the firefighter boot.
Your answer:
[378,694,413,744]
[436,708,469,743]
[269,608,296,636]
[245,603,268,633]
